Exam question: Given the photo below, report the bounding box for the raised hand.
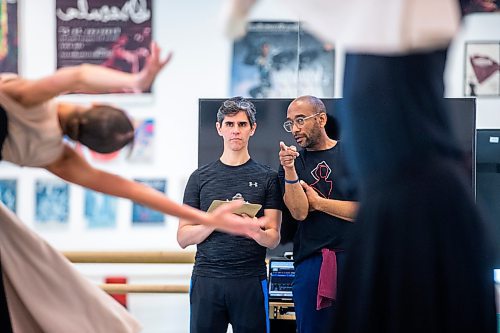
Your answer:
[135,41,173,92]
[279,141,299,169]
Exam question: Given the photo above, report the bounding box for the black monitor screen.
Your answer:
[268,259,295,301]
[476,129,500,267]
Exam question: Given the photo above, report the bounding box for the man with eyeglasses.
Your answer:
[177,96,282,333]
[278,95,358,333]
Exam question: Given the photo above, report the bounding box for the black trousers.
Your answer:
[190,275,269,333]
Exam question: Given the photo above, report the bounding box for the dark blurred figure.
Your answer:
[222,1,497,332]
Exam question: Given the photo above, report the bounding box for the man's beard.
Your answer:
[300,127,321,149]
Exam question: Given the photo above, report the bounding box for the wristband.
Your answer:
[284,178,300,184]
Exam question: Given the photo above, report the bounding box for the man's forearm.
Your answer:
[284,185,309,221]
[283,167,309,220]
[177,224,216,249]
[253,228,280,249]
[315,198,358,222]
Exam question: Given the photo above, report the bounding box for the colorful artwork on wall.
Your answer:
[35,179,69,227]
[0,0,18,73]
[0,178,16,212]
[231,21,335,98]
[84,189,118,228]
[464,42,500,96]
[132,178,166,224]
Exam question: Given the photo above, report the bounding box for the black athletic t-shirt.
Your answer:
[278,142,357,265]
[183,159,282,278]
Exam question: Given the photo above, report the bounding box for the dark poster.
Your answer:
[56,0,152,90]
[0,0,18,73]
[462,0,498,14]
[231,21,335,99]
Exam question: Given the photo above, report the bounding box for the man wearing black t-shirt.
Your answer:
[278,96,358,333]
[178,97,282,333]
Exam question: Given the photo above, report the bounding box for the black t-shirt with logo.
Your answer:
[278,142,358,265]
[183,159,282,278]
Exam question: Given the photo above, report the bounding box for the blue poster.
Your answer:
[35,179,69,225]
[0,179,16,212]
[84,189,118,229]
[132,178,166,224]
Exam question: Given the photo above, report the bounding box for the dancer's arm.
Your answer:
[44,145,248,229]
[1,42,171,107]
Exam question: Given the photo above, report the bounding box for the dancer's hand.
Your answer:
[206,201,256,237]
[135,42,172,92]
[242,215,265,240]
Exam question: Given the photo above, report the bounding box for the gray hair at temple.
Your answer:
[217,96,257,128]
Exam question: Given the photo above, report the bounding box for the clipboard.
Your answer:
[207,200,262,218]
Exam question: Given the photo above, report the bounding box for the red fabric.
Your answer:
[317,248,337,310]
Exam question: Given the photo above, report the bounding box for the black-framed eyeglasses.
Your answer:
[223,100,253,110]
[283,113,321,132]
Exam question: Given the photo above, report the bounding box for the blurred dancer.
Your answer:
[0,42,249,332]
[222,1,497,332]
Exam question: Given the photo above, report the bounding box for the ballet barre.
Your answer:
[62,250,196,264]
[62,251,195,294]
[100,284,189,294]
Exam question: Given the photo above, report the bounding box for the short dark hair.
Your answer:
[66,105,134,154]
[295,95,327,114]
[217,96,256,127]
[292,95,339,138]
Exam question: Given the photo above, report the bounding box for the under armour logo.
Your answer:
[249,182,258,187]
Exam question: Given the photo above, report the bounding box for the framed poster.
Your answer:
[0,178,16,212]
[56,0,153,92]
[127,118,155,163]
[0,0,18,73]
[231,21,335,98]
[84,189,117,229]
[462,0,498,14]
[132,178,166,224]
[35,179,69,227]
[464,42,500,97]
